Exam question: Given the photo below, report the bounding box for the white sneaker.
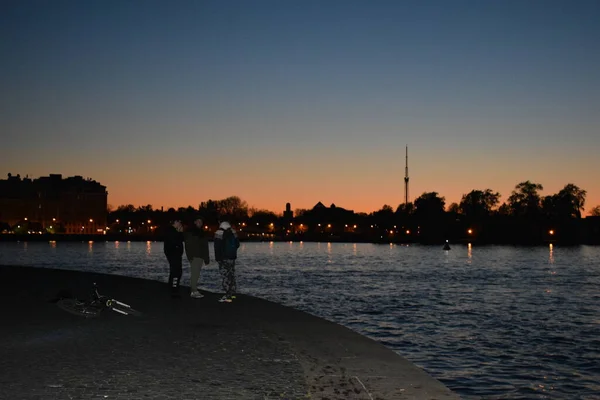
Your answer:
[218,295,232,303]
[190,291,204,299]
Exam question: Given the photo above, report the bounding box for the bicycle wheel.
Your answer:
[57,298,102,318]
[108,300,142,317]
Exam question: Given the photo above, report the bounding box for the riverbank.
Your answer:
[1,232,596,245]
[0,265,459,400]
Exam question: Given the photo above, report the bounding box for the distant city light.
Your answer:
[468,229,473,234]
[549,230,554,235]
[89,219,93,222]
[24,217,28,221]
[406,230,410,234]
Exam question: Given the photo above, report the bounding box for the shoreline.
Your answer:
[0,233,592,246]
[0,264,459,399]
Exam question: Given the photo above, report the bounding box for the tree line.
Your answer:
[105,181,600,244]
[110,181,598,222]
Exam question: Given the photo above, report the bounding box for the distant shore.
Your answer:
[1,232,596,245]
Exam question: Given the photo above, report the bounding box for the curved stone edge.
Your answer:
[0,264,460,399]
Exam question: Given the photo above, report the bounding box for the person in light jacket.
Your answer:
[183,217,210,298]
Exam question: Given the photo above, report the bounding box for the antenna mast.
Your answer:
[404,145,409,204]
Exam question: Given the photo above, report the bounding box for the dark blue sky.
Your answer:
[2,0,599,212]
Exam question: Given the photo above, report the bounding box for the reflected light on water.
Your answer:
[549,244,554,265]
[146,241,152,255]
[114,241,120,249]
[49,240,57,249]
[467,243,472,264]
[88,241,93,253]
[353,243,357,256]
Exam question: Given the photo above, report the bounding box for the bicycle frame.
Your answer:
[57,283,141,318]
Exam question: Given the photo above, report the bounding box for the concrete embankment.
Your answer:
[0,265,460,400]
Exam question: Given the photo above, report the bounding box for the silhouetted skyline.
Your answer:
[2,0,599,213]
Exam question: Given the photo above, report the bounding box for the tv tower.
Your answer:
[404,145,409,204]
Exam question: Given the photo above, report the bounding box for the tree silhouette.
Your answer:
[414,192,446,219]
[372,204,394,228]
[507,181,543,218]
[459,189,501,219]
[395,202,414,216]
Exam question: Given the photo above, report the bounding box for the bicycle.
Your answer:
[56,283,142,318]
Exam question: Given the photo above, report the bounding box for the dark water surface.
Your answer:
[1,241,599,399]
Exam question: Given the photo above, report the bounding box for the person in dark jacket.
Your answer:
[213,220,240,303]
[183,217,210,299]
[164,220,184,297]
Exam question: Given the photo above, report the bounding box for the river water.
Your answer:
[1,241,598,399]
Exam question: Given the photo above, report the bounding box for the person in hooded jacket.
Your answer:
[213,220,240,303]
[183,217,210,298]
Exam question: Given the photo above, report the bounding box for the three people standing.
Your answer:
[163,217,240,302]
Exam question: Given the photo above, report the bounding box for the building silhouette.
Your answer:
[283,202,293,221]
[0,173,108,234]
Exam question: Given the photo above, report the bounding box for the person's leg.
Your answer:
[171,256,182,294]
[167,255,181,293]
[219,259,236,298]
[226,260,237,297]
[190,258,203,297]
[218,261,227,293]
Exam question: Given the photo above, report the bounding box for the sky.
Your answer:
[2,0,599,214]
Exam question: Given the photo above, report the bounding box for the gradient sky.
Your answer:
[2,0,599,214]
